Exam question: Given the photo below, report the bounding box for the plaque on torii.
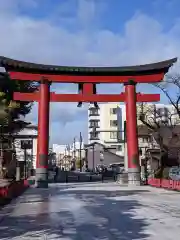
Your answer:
[0,56,177,188]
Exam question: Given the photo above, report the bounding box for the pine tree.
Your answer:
[0,73,38,178]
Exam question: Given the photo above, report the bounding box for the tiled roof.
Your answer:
[0,56,177,76]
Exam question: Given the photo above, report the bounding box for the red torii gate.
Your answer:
[0,56,176,188]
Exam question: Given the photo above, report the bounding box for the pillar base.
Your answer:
[35,168,48,188]
[116,172,128,184]
[128,168,141,186]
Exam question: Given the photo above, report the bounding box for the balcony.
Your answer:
[89,120,100,129]
[89,106,100,110]
[89,113,100,117]
[89,137,100,141]
[89,108,99,117]
[89,125,100,129]
[104,139,124,144]
[89,132,100,141]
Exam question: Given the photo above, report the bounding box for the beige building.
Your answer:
[88,103,126,156]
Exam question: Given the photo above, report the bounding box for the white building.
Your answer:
[88,103,126,156]
[14,125,38,170]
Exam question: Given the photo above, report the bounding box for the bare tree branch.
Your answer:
[154,74,180,118]
[137,102,179,153]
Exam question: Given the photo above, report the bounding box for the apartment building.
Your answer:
[88,103,126,155]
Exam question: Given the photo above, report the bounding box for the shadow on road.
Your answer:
[0,183,150,239]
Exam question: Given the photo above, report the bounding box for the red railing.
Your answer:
[0,180,29,206]
[148,178,180,191]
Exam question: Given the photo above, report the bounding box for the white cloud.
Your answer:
[0,0,179,144]
[51,120,88,144]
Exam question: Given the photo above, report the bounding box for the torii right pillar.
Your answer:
[125,80,140,185]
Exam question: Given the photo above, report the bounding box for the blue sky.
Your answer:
[0,0,180,145]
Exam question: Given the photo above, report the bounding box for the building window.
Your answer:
[89,108,99,116]
[90,131,99,140]
[110,120,118,127]
[110,145,122,151]
[89,120,99,128]
[110,108,117,114]
[142,137,150,143]
[110,131,117,139]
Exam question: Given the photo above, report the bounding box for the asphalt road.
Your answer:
[0,182,180,239]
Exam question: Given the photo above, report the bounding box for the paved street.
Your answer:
[0,182,180,239]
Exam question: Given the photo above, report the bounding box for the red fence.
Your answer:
[0,180,29,207]
[148,178,180,191]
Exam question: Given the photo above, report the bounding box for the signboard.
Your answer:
[169,166,180,181]
[21,140,33,149]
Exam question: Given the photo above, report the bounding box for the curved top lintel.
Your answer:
[0,56,177,76]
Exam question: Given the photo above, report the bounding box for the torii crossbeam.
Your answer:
[0,56,177,188]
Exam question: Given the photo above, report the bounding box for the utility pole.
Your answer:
[67,144,71,170]
[67,144,70,156]
[64,147,67,171]
[92,127,96,172]
[73,137,76,170]
[73,137,76,159]
[79,132,82,172]
[0,125,3,178]
[93,144,95,171]
[24,148,27,179]
[31,138,33,176]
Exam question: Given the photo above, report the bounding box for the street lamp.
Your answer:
[73,132,83,171]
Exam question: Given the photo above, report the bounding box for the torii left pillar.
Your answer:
[36,79,50,188]
[125,80,140,186]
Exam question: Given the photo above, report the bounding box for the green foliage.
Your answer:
[0,73,38,132]
[162,167,170,179]
[0,73,38,178]
[154,167,170,179]
[154,167,163,179]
